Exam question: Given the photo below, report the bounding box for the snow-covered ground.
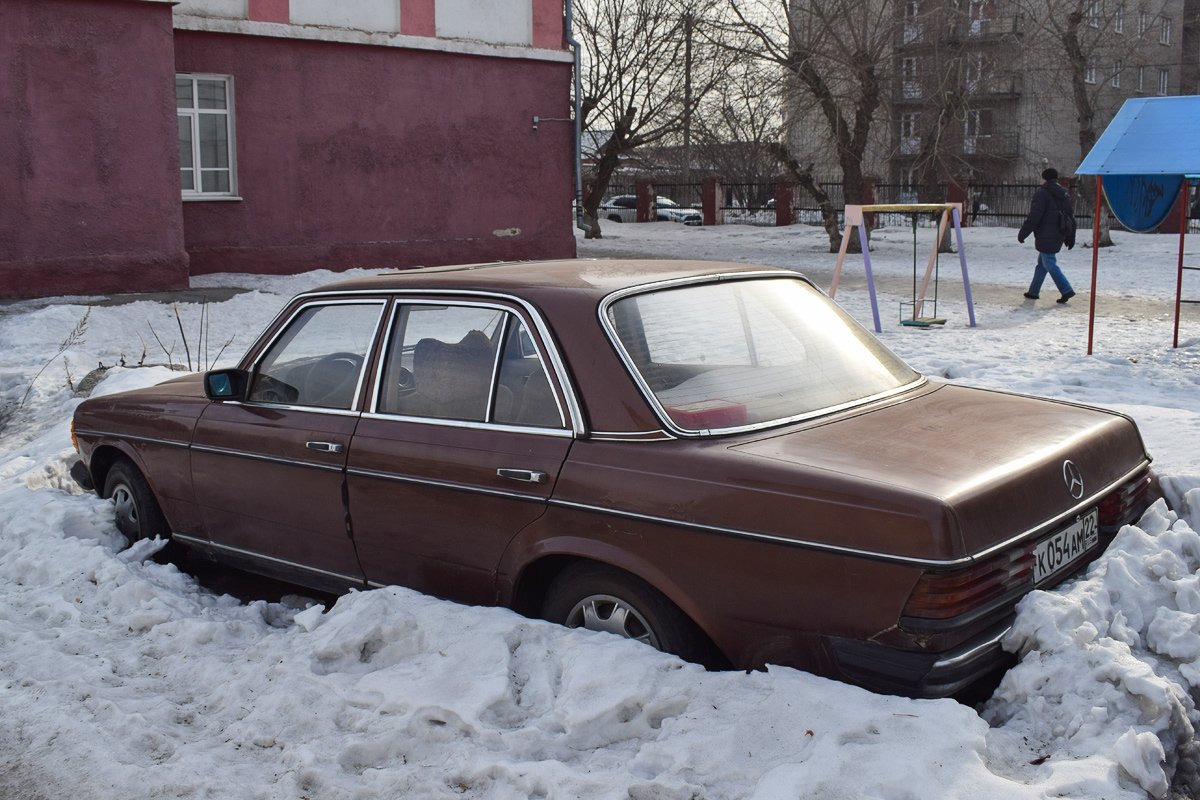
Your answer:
[2,222,1200,799]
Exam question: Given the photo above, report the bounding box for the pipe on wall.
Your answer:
[565,0,594,234]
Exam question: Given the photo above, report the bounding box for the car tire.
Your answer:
[543,562,709,664]
[103,458,177,556]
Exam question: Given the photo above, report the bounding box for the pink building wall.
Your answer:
[0,0,189,299]
[175,31,576,275]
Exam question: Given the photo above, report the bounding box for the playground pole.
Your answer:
[1087,177,1102,355]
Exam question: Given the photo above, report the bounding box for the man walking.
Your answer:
[1018,168,1076,303]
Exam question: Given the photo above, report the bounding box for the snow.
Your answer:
[2,222,1200,798]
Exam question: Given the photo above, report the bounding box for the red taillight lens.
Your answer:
[71,420,79,453]
[1098,468,1152,529]
[903,547,1034,619]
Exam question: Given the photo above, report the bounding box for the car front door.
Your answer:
[188,298,388,591]
[345,298,575,605]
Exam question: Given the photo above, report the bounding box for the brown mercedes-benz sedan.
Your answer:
[70,260,1154,697]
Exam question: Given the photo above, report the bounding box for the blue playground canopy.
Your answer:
[1074,96,1200,351]
[1076,96,1200,177]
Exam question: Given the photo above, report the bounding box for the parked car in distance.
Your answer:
[602,195,702,225]
[70,260,1155,698]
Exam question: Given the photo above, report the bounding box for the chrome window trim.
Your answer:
[215,401,364,418]
[347,467,548,503]
[596,272,927,438]
[244,298,387,413]
[487,314,510,421]
[547,458,1152,568]
[73,429,190,449]
[359,411,574,438]
[366,295,573,433]
[190,443,345,473]
[290,288,585,436]
[171,533,363,584]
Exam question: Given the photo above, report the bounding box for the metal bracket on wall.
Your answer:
[532,116,573,131]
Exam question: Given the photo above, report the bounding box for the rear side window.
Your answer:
[376,303,565,429]
[248,302,384,409]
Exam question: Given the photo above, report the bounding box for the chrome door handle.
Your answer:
[306,441,344,453]
[497,468,548,484]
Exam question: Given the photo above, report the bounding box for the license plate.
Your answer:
[1033,509,1099,584]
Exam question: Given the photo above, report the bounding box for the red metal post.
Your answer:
[1087,176,1102,355]
[1175,179,1189,348]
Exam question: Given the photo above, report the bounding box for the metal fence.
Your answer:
[597,180,1200,231]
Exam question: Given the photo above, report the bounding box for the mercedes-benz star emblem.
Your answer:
[1063,460,1084,499]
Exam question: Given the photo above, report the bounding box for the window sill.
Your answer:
[182,195,243,202]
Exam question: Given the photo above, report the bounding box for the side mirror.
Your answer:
[203,369,249,401]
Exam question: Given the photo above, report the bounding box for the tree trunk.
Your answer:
[580,106,639,240]
[771,143,843,252]
[1061,14,1113,247]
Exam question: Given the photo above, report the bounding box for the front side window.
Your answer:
[376,304,564,428]
[249,303,383,409]
[177,73,236,198]
[606,278,920,434]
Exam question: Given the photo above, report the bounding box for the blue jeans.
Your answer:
[1029,252,1073,296]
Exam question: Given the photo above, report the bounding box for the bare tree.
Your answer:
[576,0,733,238]
[1016,0,1171,246]
[720,0,895,252]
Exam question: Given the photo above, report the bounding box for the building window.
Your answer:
[900,113,919,154]
[1085,1,1100,27]
[1160,17,1170,44]
[1112,60,1122,87]
[1159,68,1169,95]
[1137,66,1144,92]
[1138,12,1148,36]
[176,73,237,198]
[1085,59,1096,84]
[1114,3,1124,33]
[902,57,920,98]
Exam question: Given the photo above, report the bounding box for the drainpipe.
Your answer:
[566,0,594,234]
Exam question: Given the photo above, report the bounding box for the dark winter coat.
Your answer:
[1018,180,1075,253]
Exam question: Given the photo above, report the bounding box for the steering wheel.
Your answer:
[303,352,364,408]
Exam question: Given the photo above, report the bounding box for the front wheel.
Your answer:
[103,458,172,545]
[542,562,709,663]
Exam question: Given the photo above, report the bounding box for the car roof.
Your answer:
[305,259,798,304]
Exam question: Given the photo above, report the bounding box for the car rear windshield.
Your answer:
[606,277,920,433]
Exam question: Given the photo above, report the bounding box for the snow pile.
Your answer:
[985,499,1200,797]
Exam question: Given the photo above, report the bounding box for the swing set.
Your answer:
[829,202,978,333]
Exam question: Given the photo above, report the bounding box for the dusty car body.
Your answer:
[71,260,1154,697]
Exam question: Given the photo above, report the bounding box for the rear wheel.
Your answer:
[543,562,709,663]
[103,458,175,555]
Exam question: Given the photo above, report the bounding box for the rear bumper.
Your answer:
[830,618,1017,698]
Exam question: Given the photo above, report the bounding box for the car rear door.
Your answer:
[345,297,576,605]
[189,298,388,591]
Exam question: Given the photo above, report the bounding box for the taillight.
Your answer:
[71,420,79,453]
[1098,468,1152,530]
[903,546,1034,620]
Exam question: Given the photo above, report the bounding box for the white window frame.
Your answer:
[1137,65,1145,92]
[1085,59,1097,84]
[1114,2,1124,32]
[1160,16,1170,45]
[1158,68,1169,95]
[177,73,239,201]
[1085,1,1100,27]
[1112,59,1122,87]
[1138,12,1148,36]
